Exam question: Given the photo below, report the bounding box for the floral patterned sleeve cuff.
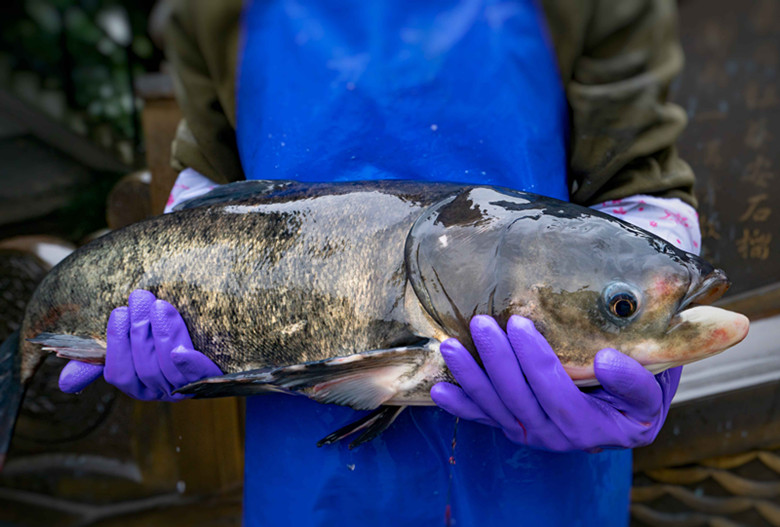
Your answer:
[164,168,220,214]
[591,195,702,257]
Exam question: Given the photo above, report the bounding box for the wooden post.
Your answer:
[136,72,245,497]
[136,73,182,216]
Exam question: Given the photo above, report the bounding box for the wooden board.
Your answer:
[673,0,780,313]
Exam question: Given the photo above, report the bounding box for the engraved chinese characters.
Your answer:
[673,0,779,296]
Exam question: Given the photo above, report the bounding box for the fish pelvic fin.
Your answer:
[0,331,23,471]
[317,406,407,449]
[27,333,106,364]
[176,340,438,410]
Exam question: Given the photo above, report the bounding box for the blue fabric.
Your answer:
[236,0,569,199]
[236,0,631,525]
[245,397,631,526]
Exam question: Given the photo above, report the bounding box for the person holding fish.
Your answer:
[58,0,711,525]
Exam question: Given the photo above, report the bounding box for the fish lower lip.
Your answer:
[667,305,749,348]
[655,306,750,370]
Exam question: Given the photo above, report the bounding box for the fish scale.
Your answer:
[1,180,748,455]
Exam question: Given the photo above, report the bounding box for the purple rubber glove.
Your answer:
[431,315,680,451]
[59,290,222,401]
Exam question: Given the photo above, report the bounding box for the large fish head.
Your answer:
[495,202,749,383]
[406,187,749,384]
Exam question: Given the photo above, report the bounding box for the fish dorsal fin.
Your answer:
[172,180,296,211]
[175,340,437,410]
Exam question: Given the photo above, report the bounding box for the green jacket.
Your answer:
[165,0,696,207]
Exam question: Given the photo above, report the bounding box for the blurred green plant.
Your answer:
[0,0,164,162]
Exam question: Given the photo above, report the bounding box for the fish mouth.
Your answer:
[660,264,749,369]
[666,263,732,334]
[678,265,731,311]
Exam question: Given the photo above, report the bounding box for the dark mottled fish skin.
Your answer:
[6,179,748,450]
[19,181,464,384]
[20,179,747,388]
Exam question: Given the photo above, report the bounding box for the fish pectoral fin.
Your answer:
[318,406,406,449]
[27,333,106,364]
[176,339,437,410]
[172,372,288,398]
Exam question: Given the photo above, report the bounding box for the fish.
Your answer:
[1,180,749,455]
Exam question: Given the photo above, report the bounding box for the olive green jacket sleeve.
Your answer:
[165,0,244,184]
[542,0,696,207]
[165,0,696,206]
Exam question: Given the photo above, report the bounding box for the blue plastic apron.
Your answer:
[236,1,631,525]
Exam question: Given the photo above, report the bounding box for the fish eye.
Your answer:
[609,293,637,318]
[602,282,641,321]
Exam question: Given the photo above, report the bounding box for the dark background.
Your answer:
[0,1,777,526]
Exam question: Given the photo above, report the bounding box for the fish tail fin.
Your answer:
[26,333,106,364]
[0,331,23,471]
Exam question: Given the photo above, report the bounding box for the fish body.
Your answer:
[20,181,456,391]
[7,180,749,449]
